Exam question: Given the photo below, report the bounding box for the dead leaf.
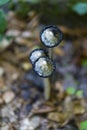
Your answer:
[32,105,56,114]
[48,112,69,126]
[73,100,86,115]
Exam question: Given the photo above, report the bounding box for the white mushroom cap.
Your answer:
[34,57,55,77]
[29,49,46,65]
[40,25,63,48]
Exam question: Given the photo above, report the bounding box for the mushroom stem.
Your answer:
[43,48,53,100]
[48,48,53,59]
[43,78,51,100]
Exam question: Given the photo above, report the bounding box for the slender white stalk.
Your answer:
[43,48,53,100]
[48,48,53,59]
[43,78,51,100]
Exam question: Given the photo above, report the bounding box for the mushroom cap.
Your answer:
[33,57,55,77]
[29,49,46,65]
[40,25,63,48]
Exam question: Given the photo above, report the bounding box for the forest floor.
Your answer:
[0,11,87,130]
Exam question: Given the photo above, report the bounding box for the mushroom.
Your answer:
[29,49,55,100]
[29,25,63,100]
[33,57,55,78]
[40,25,63,48]
[29,48,46,65]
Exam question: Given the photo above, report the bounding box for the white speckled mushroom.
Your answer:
[29,25,63,100]
[40,25,63,48]
[34,57,55,78]
[29,49,46,65]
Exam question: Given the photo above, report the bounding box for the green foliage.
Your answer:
[0,34,13,42]
[72,2,87,15]
[76,90,83,98]
[79,121,87,130]
[17,2,30,18]
[82,60,87,67]
[0,0,10,6]
[0,0,9,41]
[0,34,3,41]
[24,0,42,4]
[0,34,13,41]
[0,10,7,34]
[9,1,31,18]
[66,87,83,98]
[66,87,76,95]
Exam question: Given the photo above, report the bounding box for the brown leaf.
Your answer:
[47,112,69,126]
[32,105,56,114]
[73,100,86,115]
[59,26,87,36]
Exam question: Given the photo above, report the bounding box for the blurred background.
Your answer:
[0,0,87,130]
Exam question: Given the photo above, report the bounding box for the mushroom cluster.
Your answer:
[29,48,55,77]
[29,25,63,78]
[29,25,63,100]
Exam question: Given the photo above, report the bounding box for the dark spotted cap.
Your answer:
[29,49,46,65]
[40,25,63,48]
[33,57,55,78]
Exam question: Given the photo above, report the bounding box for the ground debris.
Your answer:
[32,104,56,114]
[19,116,41,130]
[2,90,15,103]
[47,112,69,126]
[0,7,87,130]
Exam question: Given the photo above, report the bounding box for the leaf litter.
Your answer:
[0,10,87,130]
